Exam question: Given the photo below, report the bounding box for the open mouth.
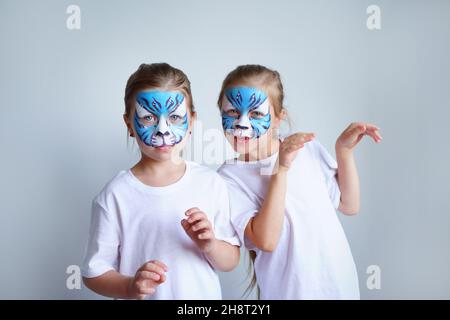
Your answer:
[233,136,251,143]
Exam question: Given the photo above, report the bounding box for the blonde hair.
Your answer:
[124,62,195,119]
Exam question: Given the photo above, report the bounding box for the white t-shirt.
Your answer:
[82,161,239,300]
[218,140,360,300]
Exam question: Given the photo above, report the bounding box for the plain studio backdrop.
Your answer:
[1,0,449,299]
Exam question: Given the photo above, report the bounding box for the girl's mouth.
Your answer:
[155,145,173,152]
[234,136,250,143]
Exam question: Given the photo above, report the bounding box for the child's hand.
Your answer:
[278,132,315,170]
[336,122,382,154]
[181,207,216,253]
[128,260,168,300]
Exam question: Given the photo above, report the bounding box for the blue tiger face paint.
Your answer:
[133,91,189,148]
[221,86,271,139]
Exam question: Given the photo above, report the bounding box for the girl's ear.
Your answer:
[189,110,197,127]
[271,108,287,133]
[279,108,287,121]
[123,114,135,137]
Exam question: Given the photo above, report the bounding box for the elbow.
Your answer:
[246,220,281,252]
[339,202,360,216]
[226,250,241,272]
[256,239,279,252]
[216,247,240,272]
[343,209,359,216]
[220,263,238,272]
[82,276,92,290]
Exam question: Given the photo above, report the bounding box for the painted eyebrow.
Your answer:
[168,103,187,115]
[135,102,152,117]
[250,98,269,112]
[222,101,238,110]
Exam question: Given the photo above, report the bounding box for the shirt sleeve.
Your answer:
[312,140,342,209]
[81,199,120,278]
[220,176,259,251]
[211,177,240,247]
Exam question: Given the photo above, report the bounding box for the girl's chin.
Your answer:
[230,136,258,154]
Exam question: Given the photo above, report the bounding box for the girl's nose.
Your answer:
[156,115,171,135]
[236,114,252,130]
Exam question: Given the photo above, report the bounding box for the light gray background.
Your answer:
[1,0,449,299]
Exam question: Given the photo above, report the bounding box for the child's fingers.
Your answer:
[187,211,207,224]
[363,123,380,131]
[288,132,315,144]
[283,136,314,152]
[191,220,211,232]
[142,270,166,283]
[181,219,196,238]
[303,135,315,143]
[365,130,382,143]
[142,273,166,284]
[142,262,166,277]
[185,207,201,216]
[181,218,190,231]
[355,134,364,145]
[151,260,169,272]
[352,124,366,135]
[138,270,161,282]
[291,131,315,138]
[365,127,383,141]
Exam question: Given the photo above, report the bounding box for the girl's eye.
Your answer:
[169,114,181,121]
[251,111,265,118]
[140,114,156,123]
[226,109,239,117]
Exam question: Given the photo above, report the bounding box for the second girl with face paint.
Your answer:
[217,65,382,299]
[81,63,240,300]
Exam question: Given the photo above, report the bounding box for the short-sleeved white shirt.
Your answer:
[82,161,239,300]
[218,140,360,299]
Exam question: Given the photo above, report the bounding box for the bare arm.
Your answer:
[245,168,288,252]
[335,122,382,215]
[245,133,315,252]
[83,260,168,300]
[336,148,361,215]
[204,239,240,272]
[83,270,132,299]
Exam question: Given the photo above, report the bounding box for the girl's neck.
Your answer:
[131,154,186,187]
[238,138,280,162]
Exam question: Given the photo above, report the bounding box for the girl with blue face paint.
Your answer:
[82,63,240,300]
[217,64,382,299]
[133,90,189,149]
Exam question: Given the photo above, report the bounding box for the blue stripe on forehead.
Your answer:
[224,86,268,113]
[136,91,185,116]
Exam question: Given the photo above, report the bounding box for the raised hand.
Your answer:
[336,122,382,152]
[278,132,315,170]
